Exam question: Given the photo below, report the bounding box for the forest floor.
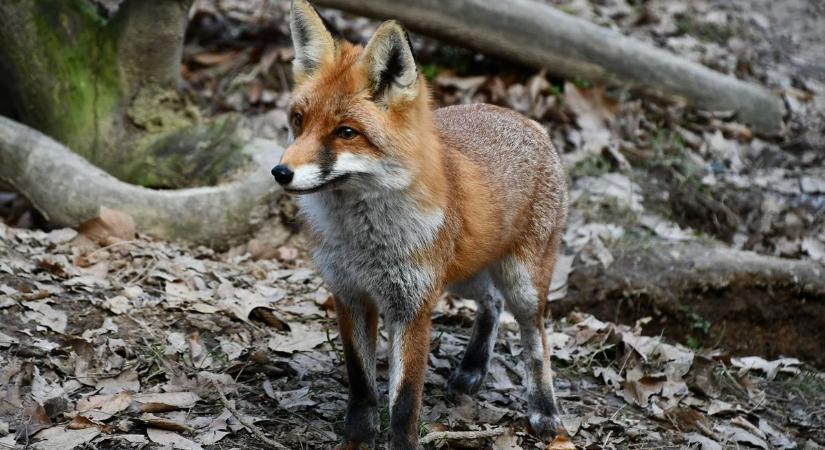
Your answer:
[1,0,824,449]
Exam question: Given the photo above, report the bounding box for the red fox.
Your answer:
[271,1,569,448]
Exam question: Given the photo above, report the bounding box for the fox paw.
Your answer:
[527,411,564,441]
[448,367,487,395]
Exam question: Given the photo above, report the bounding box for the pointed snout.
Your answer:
[271,164,294,185]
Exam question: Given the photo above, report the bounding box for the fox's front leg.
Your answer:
[386,300,435,450]
[335,296,379,449]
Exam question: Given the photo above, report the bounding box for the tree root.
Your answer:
[314,0,784,134]
[0,116,284,248]
[552,242,825,365]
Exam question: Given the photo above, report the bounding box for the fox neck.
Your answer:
[386,91,449,213]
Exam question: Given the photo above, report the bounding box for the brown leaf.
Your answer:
[137,413,193,433]
[250,307,290,331]
[15,404,51,440]
[134,392,200,413]
[687,355,722,397]
[75,392,133,421]
[620,376,665,407]
[78,207,136,245]
[67,415,112,433]
[664,407,712,434]
[546,428,576,450]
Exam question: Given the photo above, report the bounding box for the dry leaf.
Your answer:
[731,356,800,380]
[138,413,193,433]
[78,206,136,245]
[102,295,131,315]
[0,331,17,348]
[267,322,332,354]
[23,300,67,334]
[75,392,133,421]
[67,415,111,433]
[135,392,200,413]
[147,427,204,450]
[546,428,576,450]
[492,428,520,450]
[96,368,140,394]
[32,426,100,450]
[620,376,665,407]
[16,404,51,440]
[564,82,617,163]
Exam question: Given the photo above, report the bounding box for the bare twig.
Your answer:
[419,427,505,445]
[212,381,289,450]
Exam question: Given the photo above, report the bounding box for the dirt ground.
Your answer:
[1,0,824,449]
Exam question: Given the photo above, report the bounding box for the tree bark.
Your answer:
[0,0,243,188]
[0,117,283,247]
[313,0,785,135]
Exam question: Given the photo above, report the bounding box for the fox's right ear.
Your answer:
[290,0,337,83]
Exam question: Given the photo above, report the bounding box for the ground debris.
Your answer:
[0,223,822,448]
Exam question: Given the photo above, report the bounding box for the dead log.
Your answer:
[314,0,785,134]
[551,242,825,365]
[0,116,284,247]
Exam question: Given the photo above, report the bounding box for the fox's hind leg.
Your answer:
[491,241,563,441]
[446,270,504,395]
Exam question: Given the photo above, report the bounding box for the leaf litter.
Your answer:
[1,216,823,449]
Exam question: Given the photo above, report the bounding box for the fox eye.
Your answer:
[336,126,359,140]
[291,112,303,130]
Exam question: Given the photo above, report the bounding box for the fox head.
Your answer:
[271,0,433,194]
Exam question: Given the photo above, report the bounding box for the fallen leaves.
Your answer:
[731,356,801,381]
[564,82,618,164]
[31,426,100,450]
[267,322,332,354]
[146,427,204,450]
[22,300,67,334]
[134,392,200,413]
[546,429,576,450]
[78,207,136,246]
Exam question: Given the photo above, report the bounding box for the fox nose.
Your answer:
[271,165,294,185]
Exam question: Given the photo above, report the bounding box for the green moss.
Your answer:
[676,17,733,44]
[570,154,612,178]
[127,84,201,133]
[27,0,121,159]
[117,115,247,189]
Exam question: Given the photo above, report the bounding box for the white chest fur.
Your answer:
[299,191,444,322]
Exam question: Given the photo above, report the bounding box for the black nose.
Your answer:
[271,165,294,185]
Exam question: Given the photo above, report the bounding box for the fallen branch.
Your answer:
[419,427,506,445]
[314,0,784,134]
[552,242,825,365]
[0,116,284,247]
[212,381,289,450]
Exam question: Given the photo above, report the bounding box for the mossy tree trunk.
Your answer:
[0,0,245,188]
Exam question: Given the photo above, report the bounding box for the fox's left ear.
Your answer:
[360,21,419,107]
[290,0,338,83]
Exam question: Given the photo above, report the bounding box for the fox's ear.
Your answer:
[360,21,419,107]
[290,0,337,82]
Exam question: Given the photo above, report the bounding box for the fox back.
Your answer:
[271,1,569,448]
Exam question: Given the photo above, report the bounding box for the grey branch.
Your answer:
[313,0,785,134]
